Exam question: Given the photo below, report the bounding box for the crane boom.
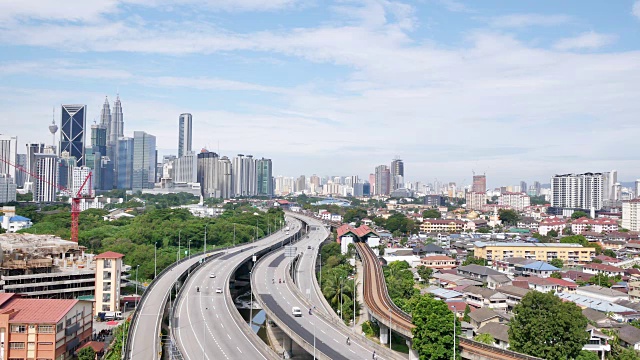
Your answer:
[0,156,92,243]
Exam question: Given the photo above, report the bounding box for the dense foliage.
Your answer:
[318,242,357,324]
[498,209,519,226]
[412,294,460,360]
[422,209,441,219]
[77,347,95,360]
[18,203,284,280]
[382,261,419,313]
[509,291,589,359]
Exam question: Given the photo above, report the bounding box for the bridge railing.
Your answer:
[458,338,543,360]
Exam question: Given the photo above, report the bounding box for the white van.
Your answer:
[292,307,302,317]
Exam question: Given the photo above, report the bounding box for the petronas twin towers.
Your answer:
[99,95,124,155]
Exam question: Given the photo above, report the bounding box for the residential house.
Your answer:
[330,214,343,222]
[593,255,622,266]
[431,273,482,288]
[496,285,531,311]
[493,257,538,276]
[576,285,628,303]
[571,217,618,235]
[583,325,611,359]
[468,307,502,331]
[618,325,640,351]
[582,308,619,329]
[520,261,559,278]
[413,244,447,256]
[0,212,32,233]
[516,217,539,232]
[420,255,457,271]
[457,264,504,283]
[464,286,508,311]
[547,277,578,293]
[583,263,625,277]
[516,276,558,293]
[419,219,466,233]
[562,271,595,283]
[538,217,567,236]
[486,274,512,290]
[477,322,511,350]
[447,301,467,319]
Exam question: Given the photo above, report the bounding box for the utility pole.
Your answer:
[204,224,207,254]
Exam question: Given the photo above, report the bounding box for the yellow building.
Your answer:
[94,251,124,315]
[473,242,595,264]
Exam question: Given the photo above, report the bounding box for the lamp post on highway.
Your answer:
[154,242,157,279]
[233,223,236,246]
[135,265,140,296]
[249,270,253,332]
[204,224,207,254]
[178,230,182,262]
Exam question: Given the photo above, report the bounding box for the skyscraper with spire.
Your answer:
[100,97,112,141]
[112,95,124,142]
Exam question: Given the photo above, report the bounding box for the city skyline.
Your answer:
[1,1,640,185]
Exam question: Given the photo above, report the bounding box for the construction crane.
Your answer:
[0,157,93,243]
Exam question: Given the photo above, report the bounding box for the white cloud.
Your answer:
[553,31,616,51]
[489,13,571,28]
[633,1,640,20]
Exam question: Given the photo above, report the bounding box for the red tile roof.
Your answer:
[78,341,105,353]
[593,255,621,263]
[511,280,530,289]
[0,293,17,307]
[447,301,467,312]
[584,263,624,272]
[4,298,78,323]
[422,255,455,261]
[572,217,617,225]
[546,277,578,289]
[95,251,124,259]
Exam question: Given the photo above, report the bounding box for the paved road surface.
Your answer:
[175,219,303,360]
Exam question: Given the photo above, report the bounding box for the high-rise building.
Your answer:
[178,113,193,158]
[14,154,26,188]
[551,173,604,210]
[0,135,17,180]
[622,199,640,232]
[244,155,257,196]
[390,158,404,190]
[25,143,45,187]
[499,192,531,211]
[375,165,390,196]
[112,95,124,141]
[635,180,640,199]
[91,124,108,156]
[33,147,58,203]
[116,137,134,189]
[72,166,93,197]
[100,97,112,144]
[520,181,527,196]
[533,181,542,196]
[0,174,16,203]
[369,173,376,195]
[472,174,487,193]
[465,191,487,211]
[132,131,156,190]
[60,104,86,166]
[197,150,220,198]
[218,156,233,199]
[256,158,273,197]
[94,251,124,315]
[173,151,198,183]
[296,175,306,192]
[58,151,76,190]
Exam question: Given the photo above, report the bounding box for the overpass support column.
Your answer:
[379,323,389,344]
[283,333,293,358]
[407,339,419,360]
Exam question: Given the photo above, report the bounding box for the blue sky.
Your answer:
[1,0,640,187]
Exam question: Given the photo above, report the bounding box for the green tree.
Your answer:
[547,229,559,237]
[575,350,599,360]
[549,258,564,269]
[560,235,589,247]
[619,348,640,360]
[77,347,95,360]
[603,249,617,258]
[592,258,603,264]
[473,333,495,345]
[422,209,441,219]
[463,304,471,323]
[509,291,589,359]
[416,265,433,282]
[571,211,590,220]
[550,272,562,279]
[412,295,460,360]
[462,257,486,266]
[498,209,519,226]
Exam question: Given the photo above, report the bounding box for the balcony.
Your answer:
[65,323,80,336]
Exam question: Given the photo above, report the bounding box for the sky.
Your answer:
[1,0,640,188]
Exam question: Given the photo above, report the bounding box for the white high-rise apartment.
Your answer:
[178,113,192,158]
[34,147,58,203]
[0,135,17,180]
[498,192,531,211]
[72,166,93,196]
[551,173,603,210]
[635,179,640,199]
[0,174,16,203]
[622,199,640,232]
[173,151,197,183]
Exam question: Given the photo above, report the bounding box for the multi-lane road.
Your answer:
[174,218,303,360]
[253,215,399,360]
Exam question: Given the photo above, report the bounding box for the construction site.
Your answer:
[0,232,97,298]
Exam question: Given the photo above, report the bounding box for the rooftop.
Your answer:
[477,322,510,343]
[556,293,635,313]
[2,297,79,323]
[468,307,501,323]
[521,261,560,272]
[578,285,627,298]
[474,241,585,248]
[95,251,125,259]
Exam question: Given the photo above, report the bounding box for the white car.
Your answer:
[210,273,216,278]
[216,287,223,294]
[292,307,302,317]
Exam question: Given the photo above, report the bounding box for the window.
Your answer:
[104,259,112,268]
[10,325,25,333]
[103,271,112,279]
[38,325,54,334]
[56,323,63,333]
[38,342,53,346]
[9,342,25,349]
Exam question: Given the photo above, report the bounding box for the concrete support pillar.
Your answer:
[379,323,389,344]
[407,339,419,360]
[283,333,293,358]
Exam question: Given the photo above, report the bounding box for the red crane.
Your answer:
[0,157,93,243]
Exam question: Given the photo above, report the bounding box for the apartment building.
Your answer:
[551,173,603,210]
[419,256,457,271]
[571,217,619,234]
[622,199,640,232]
[0,293,92,360]
[538,217,567,236]
[419,219,465,233]
[498,192,531,211]
[465,191,487,211]
[473,241,595,264]
[94,251,124,315]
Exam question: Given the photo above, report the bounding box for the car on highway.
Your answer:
[292,307,302,317]
[216,287,223,294]
[210,273,216,278]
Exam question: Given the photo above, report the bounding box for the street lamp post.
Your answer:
[135,265,140,297]
[233,223,236,247]
[154,242,157,279]
[249,270,253,332]
[178,230,182,262]
[204,224,207,254]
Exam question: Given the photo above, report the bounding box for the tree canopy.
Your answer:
[509,291,589,359]
[77,347,95,360]
[498,209,519,226]
[384,213,416,234]
[412,295,460,360]
[549,258,564,269]
[422,209,441,219]
[571,211,590,220]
